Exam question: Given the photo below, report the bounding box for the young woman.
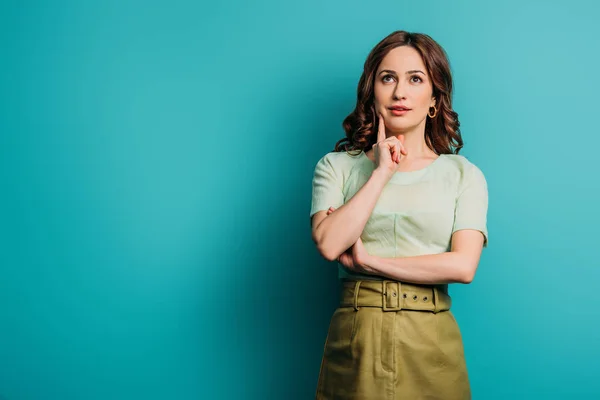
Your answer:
[310,30,489,399]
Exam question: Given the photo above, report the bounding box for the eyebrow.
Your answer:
[378,69,426,76]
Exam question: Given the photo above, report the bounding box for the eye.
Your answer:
[382,74,395,83]
[410,75,424,83]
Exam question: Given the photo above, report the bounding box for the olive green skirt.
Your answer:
[315,280,471,400]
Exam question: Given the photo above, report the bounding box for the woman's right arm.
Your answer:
[311,114,406,262]
[311,168,390,261]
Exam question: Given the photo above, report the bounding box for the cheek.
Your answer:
[373,84,388,105]
[372,91,381,107]
[416,90,434,107]
[373,99,384,113]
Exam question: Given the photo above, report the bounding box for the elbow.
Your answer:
[458,265,478,284]
[312,218,354,262]
[312,227,341,262]
[316,242,340,262]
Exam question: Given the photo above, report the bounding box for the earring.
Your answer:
[428,105,438,118]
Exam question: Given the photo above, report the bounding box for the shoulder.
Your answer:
[314,150,364,172]
[441,154,486,176]
[441,154,487,190]
[317,150,363,164]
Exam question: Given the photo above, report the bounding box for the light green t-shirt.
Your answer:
[310,150,489,281]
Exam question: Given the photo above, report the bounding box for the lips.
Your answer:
[389,106,411,111]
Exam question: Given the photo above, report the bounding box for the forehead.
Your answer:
[377,46,426,73]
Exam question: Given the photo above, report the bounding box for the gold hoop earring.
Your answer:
[428,105,438,118]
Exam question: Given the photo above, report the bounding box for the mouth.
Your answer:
[389,107,411,116]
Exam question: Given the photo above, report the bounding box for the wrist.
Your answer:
[361,254,378,273]
[371,168,392,184]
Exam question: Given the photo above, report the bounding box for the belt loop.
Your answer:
[433,286,440,313]
[382,280,402,311]
[353,281,362,311]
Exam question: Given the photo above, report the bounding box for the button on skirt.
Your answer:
[315,280,471,399]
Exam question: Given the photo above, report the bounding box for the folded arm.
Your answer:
[359,229,486,284]
[312,169,389,262]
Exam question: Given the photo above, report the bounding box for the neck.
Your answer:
[386,126,434,158]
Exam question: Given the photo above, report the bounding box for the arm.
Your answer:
[311,114,406,262]
[358,161,490,284]
[312,168,389,262]
[356,229,486,284]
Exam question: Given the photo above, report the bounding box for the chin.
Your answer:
[386,121,413,131]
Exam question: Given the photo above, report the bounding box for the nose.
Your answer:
[393,82,406,100]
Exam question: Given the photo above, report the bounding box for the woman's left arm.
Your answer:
[353,229,486,285]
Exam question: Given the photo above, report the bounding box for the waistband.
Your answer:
[340,279,452,313]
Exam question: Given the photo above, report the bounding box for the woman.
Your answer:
[310,30,489,399]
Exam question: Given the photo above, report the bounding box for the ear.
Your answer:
[430,97,436,108]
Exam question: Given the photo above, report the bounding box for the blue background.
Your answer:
[1,0,599,399]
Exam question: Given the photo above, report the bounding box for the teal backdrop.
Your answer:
[1,0,599,399]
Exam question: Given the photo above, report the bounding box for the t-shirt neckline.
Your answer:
[358,150,445,184]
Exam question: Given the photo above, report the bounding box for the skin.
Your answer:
[314,46,485,284]
[367,45,440,170]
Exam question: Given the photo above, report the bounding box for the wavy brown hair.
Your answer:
[334,30,463,155]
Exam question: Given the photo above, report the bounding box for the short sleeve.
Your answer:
[309,154,345,218]
[452,163,489,247]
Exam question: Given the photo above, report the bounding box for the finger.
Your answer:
[400,143,408,155]
[377,113,386,143]
[378,141,394,165]
[383,137,400,160]
[388,136,405,157]
[398,134,408,155]
[339,254,350,268]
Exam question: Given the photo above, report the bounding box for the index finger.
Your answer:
[377,113,386,143]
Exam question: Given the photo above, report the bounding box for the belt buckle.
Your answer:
[382,280,402,311]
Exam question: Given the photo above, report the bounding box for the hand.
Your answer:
[372,113,408,177]
[326,206,375,275]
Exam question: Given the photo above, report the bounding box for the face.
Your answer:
[373,46,436,134]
